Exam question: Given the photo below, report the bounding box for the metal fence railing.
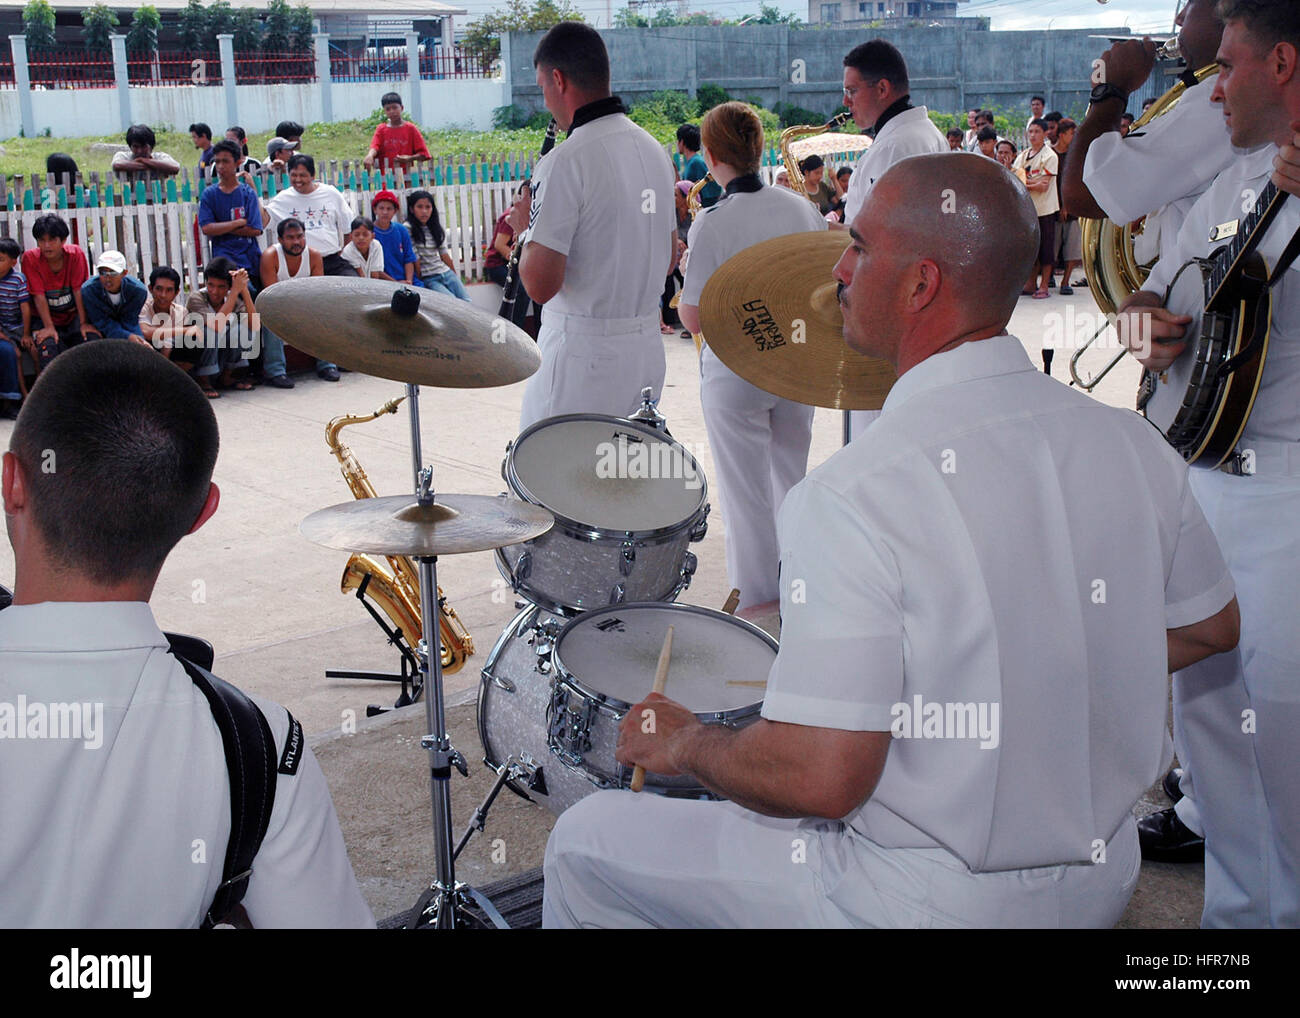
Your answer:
[0,56,14,89]
[128,50,223,87]
[27,47,115,88]
[419,43,494,79]
[235,50,316,85]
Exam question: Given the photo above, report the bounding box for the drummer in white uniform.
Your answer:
[836,39,947,442]
[512,22,677,430]
[677,102,827,611]
[542,153,1239,929]
[1059,0,1234,870]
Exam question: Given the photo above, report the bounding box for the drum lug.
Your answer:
[689,504,710,543]
[515,550,532,581]
[548,685,594,767]
[487,670,516,693]
[610,583,626,604]
[532,618,560,674]
[680,552,697,587]
[619,540,636,576]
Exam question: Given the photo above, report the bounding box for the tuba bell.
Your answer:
[326,397,474,673]
[1070,62,1219,389]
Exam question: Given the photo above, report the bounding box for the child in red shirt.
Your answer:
[21,214,93,366]
[364,92,430,171]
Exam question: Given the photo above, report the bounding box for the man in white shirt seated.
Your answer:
[0,341,374,928]
[541,153,1240,929]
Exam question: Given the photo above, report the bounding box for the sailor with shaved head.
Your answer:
[541,153,1239,929]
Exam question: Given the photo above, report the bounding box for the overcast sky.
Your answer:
[450,0,1182,36]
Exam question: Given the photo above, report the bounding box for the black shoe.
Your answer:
[317,365,341,382]
[1059,285,1074,296]
[1162,766,1184,803]
[267,374,295,389]
[1137,807,1204,863]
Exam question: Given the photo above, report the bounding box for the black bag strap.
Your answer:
[165,637,280,929]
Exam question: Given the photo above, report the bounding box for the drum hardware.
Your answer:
[627,386,669,432]
[548,684,598,769]
[278,285,550,930]
[453,752,545,862]
[722,588,740,614]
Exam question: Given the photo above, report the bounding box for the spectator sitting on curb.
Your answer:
[80,251,148,346]
[0,237,28,418]
[21,214,93,366]
[185,257,256,398]
[370,190,420,287]
[365,92,431,171]
[341,217,390,280]
[139,266,187,360]
[112,125,180,183]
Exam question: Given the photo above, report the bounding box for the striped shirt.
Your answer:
[0,267,30,340]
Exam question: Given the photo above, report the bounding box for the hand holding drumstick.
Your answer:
[617,626,699,786]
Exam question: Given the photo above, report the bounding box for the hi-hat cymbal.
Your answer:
[257,277,540,388]
[698,232,897,410]
[301,493,554,557]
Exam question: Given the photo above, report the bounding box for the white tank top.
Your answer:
[273,243,312,281]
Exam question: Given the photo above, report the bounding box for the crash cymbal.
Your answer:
[698,231,896,410]
[256,277,540,388]
[301,493,554,557]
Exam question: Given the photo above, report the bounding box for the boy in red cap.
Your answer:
[370,190,420,286]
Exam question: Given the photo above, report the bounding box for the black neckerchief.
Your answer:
[723,173,764,197]
[1180,67,1202,88]
[567,96,628,136]
[872,95,914,137]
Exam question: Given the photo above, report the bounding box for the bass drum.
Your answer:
[477,602,776,816]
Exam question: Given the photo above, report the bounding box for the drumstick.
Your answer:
[630,625,674,793]
[721,588,740,615]
[725,679,767,688]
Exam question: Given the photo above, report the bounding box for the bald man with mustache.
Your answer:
[541,154,1239,929]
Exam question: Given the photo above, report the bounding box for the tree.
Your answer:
[81,2,119,54]
[752,3,799,24]
[22,0,57,50]
[614,7,648,27]
[232,8,261,50]
[290,3,315,52]
[263,0,293,52]
[463,0,585,61]
[177,0,209,52]
[207,0,235,38]
[126,4,160,55]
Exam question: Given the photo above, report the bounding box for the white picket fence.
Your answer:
[0,178,521,294]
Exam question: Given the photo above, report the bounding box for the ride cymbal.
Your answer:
[301,493,554,557]
[698,232,896,410]
[257,278,540,388]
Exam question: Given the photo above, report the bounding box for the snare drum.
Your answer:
[496,414,709,615]
[477,602,775,815]
[548,603,774,796]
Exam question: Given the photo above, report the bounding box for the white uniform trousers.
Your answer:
[543,791,1141,928]
[1178,463,1300,928]
[519,311,667,431]
[700,346,814,610]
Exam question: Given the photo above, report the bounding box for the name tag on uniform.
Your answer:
[1208,219,1239,242]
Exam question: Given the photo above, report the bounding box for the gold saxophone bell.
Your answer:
[685,172,713,220]
[326,397,474,673]
[1070,63,1219,391]
[780,112,852,201]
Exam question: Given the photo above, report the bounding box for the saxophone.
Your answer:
[326,396,474,673]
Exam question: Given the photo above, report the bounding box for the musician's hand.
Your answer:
[615,692,698,778]
[1116,304,1192,371]
[1272,119,1300,198]
[506,198,529,234]
[1100,38,1157,96]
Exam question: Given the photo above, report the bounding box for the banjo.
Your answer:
[1139,180,1296,471]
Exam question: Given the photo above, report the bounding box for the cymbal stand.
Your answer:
[402,382,509,930]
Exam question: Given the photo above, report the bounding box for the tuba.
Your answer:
[780,112,852,199]
[326,397,474,673]
[1070,61,1219,389]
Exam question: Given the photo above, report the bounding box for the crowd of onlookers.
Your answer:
[0,91,482,418]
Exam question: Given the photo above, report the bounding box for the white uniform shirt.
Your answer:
[1143,143,1300,447]
[265,183,352,258]
[680,183,827,308]
[1083,76,1237,270]
[843,106,948,226]
[0,602,375,928]
[761,336,1234,872]
[527,112,678,320]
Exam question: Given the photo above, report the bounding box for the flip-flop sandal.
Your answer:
[199,384,221,399]
[216,379,254,391]
[1033,290,1050,299]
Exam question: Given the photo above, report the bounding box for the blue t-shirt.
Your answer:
[0,267,30,339]
[198,181,263,276]
[682,152,721,208]
[373,221,419,283]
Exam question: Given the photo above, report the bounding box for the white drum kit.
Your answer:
[258,279,779,930]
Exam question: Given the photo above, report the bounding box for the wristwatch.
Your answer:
[1089,82,1129,106]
